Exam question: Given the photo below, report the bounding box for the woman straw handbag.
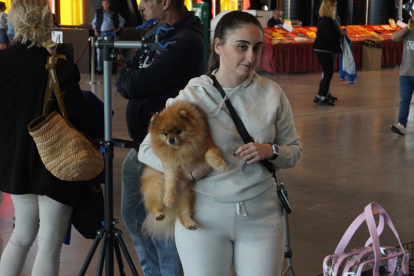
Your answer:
[28,56,104,181]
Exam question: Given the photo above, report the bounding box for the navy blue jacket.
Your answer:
[116,11,206,144]
[95,8,120,32]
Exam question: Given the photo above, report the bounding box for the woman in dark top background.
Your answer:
[0,0,97,275]
[312,0,341,106]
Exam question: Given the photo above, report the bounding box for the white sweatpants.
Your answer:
[175,185,285,276]
[0,194,73,276]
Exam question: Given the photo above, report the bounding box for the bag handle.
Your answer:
[364,203,407,275]
[333,203,407,276]
[210,74,275,176]
[42,56,67,117]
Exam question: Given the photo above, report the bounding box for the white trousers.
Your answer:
[0,194,73,276]
[175,185,285,276]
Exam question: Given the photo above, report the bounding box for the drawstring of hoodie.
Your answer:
[236,202,248,216]
[205,87,237,118]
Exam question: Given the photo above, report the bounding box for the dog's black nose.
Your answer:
[168,138,176,145]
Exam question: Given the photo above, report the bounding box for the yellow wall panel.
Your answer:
[220,0,237,11]
[60,0,82,25]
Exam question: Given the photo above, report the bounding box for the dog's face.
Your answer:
[150,109,198,150]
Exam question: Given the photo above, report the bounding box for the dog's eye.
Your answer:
[162,132,168,136]
[175,129,182,135]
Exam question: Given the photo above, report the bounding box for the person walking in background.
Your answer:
[0,1,8,49]
[314,3,347,103]
[267,9,282,27]
[139,11,302,275]
[312,0,341,106]
[92,0,125,75]
[115,0,206,274]
[390,14,414,135]
[6,0,14,44]
[0,0,98,275]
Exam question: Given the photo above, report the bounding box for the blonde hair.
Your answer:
[10,0,52,48]
[319,0,336,19]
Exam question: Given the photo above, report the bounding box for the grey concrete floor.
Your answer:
[1,67,413,276]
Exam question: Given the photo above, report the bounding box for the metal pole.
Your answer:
[103,45,114,276]
[288,0,291,20]
[365,0,369,25]
[282,209,295,276]
[400,0,403,21]
[89,36,100,84]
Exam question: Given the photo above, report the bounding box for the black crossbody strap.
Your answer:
[210,75,275,176]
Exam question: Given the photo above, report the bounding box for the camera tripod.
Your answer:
[79,22,174,276]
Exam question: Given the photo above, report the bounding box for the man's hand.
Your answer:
[339,28,347,36]
[94,30,99,37]
[234,143,274,164]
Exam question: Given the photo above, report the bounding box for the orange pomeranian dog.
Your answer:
[141,100,227,240]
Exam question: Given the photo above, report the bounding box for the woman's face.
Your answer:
[215,23,263,83]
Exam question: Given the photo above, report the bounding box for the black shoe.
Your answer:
[318,98,335,106]
[313,96,320,103]
[327,94,338,101]
[96,70,102,75]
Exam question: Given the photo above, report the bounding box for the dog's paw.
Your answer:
[185,220,198,231]
[163,196,176,208]
[211,158,227,172]
[155,212,165,221]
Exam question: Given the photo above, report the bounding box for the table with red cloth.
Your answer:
[257,25,404,74]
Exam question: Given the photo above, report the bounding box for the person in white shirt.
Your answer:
[138,11,302,276]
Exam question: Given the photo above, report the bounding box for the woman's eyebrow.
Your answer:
[235,40,264,45]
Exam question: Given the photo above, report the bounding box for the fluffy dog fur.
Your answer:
[141,100,227,240]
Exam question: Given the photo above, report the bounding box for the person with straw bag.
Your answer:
[0,0,101,275]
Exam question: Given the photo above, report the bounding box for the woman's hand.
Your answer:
[234,143,273,164]
[181,163,213,181]
[339,28,347,36]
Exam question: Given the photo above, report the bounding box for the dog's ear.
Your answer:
[149,113,161,128]
[179,110,196,123]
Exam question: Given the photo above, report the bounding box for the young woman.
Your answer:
[0,0,97,275]
[313,0,341,106]
[138,11,302,275]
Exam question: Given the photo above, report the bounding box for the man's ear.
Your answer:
[214,38,222,55]
[162,0,172,11]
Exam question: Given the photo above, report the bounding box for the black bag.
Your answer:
[210,75,292,213]
[72,178,104,239]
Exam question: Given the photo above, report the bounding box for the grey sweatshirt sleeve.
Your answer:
[271,91,302,169]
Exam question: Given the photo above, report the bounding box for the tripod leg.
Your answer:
[79,231,103,276]
[114,238,126,276]
[96,232,108,276]
[116,231,140,276]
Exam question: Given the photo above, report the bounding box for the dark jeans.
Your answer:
[398,76,414,127]
[315,51,334,97]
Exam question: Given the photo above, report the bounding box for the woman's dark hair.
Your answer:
[0,2,6,10]
[207,11,263,74]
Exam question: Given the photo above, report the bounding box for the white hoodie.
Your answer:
[138,71,302,203]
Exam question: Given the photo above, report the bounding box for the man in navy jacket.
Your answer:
[116,0,206,274]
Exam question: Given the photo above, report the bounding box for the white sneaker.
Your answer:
[391,123,406,135]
